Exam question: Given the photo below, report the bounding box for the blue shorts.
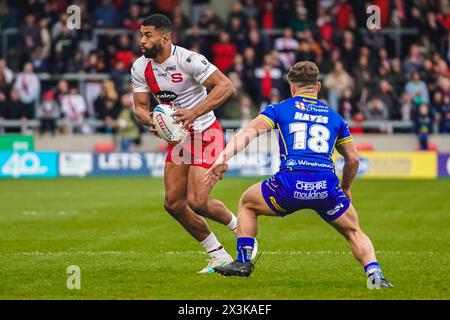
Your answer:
[261,170,350,222]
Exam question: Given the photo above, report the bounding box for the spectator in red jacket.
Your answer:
[254,53,283,105]
[212,32,237,73]
[437,10,450,30]
[261,1,275,30]
[114,34,134,69]
[317,9,334,51]
[334,0,353,30]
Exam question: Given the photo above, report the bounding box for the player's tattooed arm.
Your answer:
[174,70,235,129]
[133,92,158,136]
[336,141,360,202]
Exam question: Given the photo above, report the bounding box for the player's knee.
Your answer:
[187,197,209,217]
[164,199,186,218]
[342,226,361,241]
[238,195,247,209]
[239,192,256,212]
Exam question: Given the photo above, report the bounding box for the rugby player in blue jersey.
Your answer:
[204,61,393,288]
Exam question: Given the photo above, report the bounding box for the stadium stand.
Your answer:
[0,0,449,151]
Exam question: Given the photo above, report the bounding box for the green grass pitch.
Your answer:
[0,177,449,300]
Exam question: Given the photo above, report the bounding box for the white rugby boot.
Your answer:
[197,254,233,274]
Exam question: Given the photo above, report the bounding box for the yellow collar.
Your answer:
[294,94,317,99]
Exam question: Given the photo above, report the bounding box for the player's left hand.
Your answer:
[204,160,229,187]
[342,188,352,202]
[173,108,199,129]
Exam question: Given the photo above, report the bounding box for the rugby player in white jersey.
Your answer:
[131,14,237,273]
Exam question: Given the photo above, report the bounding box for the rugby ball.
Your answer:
[153,104,188,143]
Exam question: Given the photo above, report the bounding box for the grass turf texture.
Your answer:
[0,177,449,300]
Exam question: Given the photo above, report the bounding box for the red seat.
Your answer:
[93,142,116,153]
[427,142,438,151]
[355,142,374,151]
[350,126,364,135]
[350,114,365,134]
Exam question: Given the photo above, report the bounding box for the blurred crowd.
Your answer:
[0,0,449,141]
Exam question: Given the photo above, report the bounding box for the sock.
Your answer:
[364,261,384,278]
[237,237,255,263]
[200,233,229,260]
[227,214,237,234]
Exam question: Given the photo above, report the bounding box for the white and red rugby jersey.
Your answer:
[131,44,218,131]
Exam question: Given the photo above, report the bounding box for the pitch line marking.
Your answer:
[0,250,438,256]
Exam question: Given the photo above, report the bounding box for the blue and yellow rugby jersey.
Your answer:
[258,95,353,172]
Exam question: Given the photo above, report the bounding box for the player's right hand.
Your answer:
[147,112,160,137]
[204,161,228,187]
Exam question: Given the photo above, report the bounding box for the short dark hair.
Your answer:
[287,61,320,86]
[142,14,172,32]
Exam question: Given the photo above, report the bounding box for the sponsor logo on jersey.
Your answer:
[287,159,297,166]
[306,106,329,113]
[295,180,327,191]
[156,91,178,102]
[151,67,167,77]
[293,180,328,200]
[295,101,306,110]
[186,53,195,63]
[200,64,211,75]
[295,101,328,113]
[326,203,344,216]
[171,73,183,83]
[165,65,177,71]
[294,112,329,124]
[296,159,334,169]
[201,59,207,65]
[269,196,287,213]
[294,190,328,200]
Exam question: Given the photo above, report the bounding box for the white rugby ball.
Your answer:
[153,104,188,143]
